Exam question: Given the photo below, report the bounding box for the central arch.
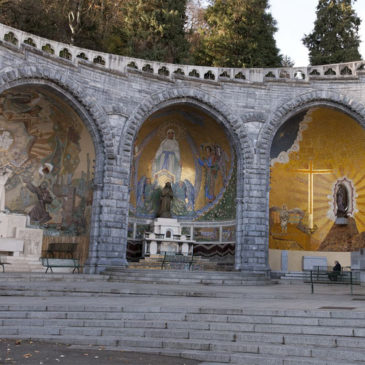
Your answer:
[119,87,253,270]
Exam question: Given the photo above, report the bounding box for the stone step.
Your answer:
[229,352,362,365]
[0,256,44,272]
[3,312,365,334]
[130,258,234,272]
[104,269,270,284]
[106,277,269,286]
[104,268,265,278]
[107,273,268,282]
[2,313,365,335]
[2,304,365,364]
[0,270,272,289]
[0,273,107,282]
[0,283,269,297]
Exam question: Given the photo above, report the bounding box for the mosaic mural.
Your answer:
[0,87,95,235]
[129,106,236,221]
[270,107,365,251]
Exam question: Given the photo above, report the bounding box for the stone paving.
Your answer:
[1,279,365,312]
[0,338,200,365]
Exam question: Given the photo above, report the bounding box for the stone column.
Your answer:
[84,158,129,274]
[238,166,270,274]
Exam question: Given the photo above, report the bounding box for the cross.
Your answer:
[292,161,333,230]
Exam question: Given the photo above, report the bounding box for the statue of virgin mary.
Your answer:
[152,129,181,184]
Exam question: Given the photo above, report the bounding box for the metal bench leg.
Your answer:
[351,272,353,295]
[1,263,4,273]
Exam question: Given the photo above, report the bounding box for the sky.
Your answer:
[269,0,365,67]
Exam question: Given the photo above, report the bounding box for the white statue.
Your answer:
[152,129,181,183]
[0,166,12,212]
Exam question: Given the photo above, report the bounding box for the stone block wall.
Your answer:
[1,23,365,273]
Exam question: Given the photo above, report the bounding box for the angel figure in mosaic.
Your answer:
[197,145,218,203]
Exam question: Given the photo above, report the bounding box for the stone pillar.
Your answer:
[238,166,270,274]
[354,249,365,283]
[84,158,129,274]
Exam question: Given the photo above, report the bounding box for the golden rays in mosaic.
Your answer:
[270,107,365,251]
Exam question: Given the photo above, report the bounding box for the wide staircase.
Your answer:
[1,271,365,364]
[1,298,365,364]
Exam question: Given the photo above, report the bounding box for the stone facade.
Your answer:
[1,23,365,273]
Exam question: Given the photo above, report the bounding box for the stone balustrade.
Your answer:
[1,22,364,84]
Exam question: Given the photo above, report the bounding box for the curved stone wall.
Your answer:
[1,22,365,273]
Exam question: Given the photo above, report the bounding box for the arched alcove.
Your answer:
[269,106,365,271]
[127,103,238,266]
[0,84,98,267]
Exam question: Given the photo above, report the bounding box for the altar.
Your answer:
[143,218,195,257]
[0,212,43,258]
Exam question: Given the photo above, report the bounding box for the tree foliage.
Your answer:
[192,0,282,68]
[0,0,285,67]
[0,0,122,51]
[0,0,190,63]
[281,55,295,67]
[303,0,362,65]
[110,0,190,63]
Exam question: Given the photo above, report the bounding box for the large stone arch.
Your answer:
[258,90,365,159]
[0,65,112,273]
[0,64,112,160]
[256,90,365,271]
[118,87,255,270]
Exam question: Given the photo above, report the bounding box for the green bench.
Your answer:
[161,252,194,271]
[0,256,11,272]
[41,257,81,274]
[306,266,360,294]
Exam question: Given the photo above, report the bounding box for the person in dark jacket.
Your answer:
[329,261,342,281]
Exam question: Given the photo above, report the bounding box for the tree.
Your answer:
[109,0,190,63]
[185,0,207,63]
[193,0,282,68]
[0,0,123,51]
[281,55,295,67]
[303,0,362,65]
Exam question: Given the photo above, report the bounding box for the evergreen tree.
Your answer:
[0,0,123,51]
[281,55,295,67]
[0,0,190,63]
[193,0,282,68]
[110,0,190,63]
[303,0,361,65]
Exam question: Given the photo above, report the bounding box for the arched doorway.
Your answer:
[269,106,365,272]
[0,85,97,269]
[127,103,237,268]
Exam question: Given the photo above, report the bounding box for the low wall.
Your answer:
[269,249,351,272]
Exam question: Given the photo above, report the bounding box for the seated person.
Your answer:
[328,260,342,281]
